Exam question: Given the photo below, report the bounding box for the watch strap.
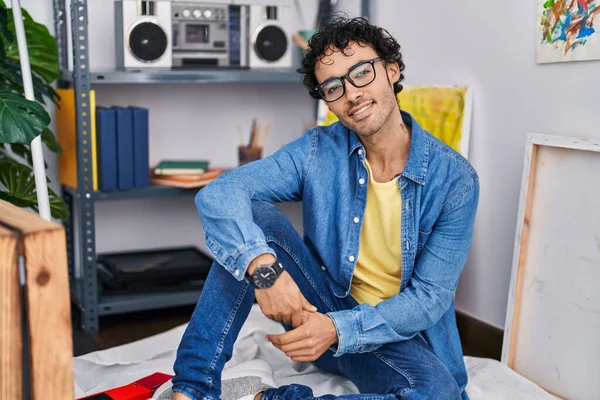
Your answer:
[271,259,284,276]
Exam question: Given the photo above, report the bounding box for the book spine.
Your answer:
[96,108,118,191]
[130,107,150,188]
[114,107,134,190]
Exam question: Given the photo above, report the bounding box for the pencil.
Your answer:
[259,120,272,148]
[251,122,261,148]
[248,118,257,147]
[292,33,309,51]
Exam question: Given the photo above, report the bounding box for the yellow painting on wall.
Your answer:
[317,85,473,158]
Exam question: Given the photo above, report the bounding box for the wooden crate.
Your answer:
[0,200,73,399]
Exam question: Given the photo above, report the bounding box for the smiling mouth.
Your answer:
[349,101,373,117]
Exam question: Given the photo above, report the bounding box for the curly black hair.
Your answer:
[297,16,406,100]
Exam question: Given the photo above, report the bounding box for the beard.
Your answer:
[340,90,398,138]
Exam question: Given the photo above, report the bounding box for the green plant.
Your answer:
[0,0,67,220]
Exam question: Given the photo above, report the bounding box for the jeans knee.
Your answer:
[399,365,460,400]
[251,201,293,239]
[422,366,460,400]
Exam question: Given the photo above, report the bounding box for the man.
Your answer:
[166,16,479,400]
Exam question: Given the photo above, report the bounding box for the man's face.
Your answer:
[314,41,400,138]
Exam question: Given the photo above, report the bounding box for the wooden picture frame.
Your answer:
[502,133,600,399]
[0,200,73,399]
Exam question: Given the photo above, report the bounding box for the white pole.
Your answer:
[11,0,51,221]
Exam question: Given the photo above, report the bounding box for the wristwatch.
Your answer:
[250,258,284,289]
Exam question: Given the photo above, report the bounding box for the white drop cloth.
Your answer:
[73,304,557,399]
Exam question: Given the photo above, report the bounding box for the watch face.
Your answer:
[253,266,277,289]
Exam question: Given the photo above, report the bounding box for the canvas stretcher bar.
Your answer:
[502,133,600,399]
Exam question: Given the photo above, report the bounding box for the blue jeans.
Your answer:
[173,202,461,400]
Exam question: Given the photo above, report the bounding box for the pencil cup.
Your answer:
[238,146,262,166]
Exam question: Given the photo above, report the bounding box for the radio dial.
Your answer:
[193,9,202,18]
[181,9,191,18]
[203,9,213,19]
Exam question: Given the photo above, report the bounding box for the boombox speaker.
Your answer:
[115,0,172,70]
[248,3,293,68]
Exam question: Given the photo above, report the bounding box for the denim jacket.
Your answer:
[195,110,479,394]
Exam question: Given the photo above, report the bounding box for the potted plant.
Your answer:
[0,0,67,220]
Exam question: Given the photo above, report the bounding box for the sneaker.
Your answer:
[152,359,275,400]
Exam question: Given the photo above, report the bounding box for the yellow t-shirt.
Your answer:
[351,159,402,306]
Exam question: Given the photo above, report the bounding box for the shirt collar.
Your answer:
[348,110,428,186]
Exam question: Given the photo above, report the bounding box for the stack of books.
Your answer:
[55,88,226,192]
[55,88,151,192]
[96,105,150,191]
[150,160,224,188]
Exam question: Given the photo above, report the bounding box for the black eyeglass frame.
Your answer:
[315,57,385,103]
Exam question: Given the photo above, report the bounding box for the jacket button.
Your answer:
[349,256,355,262]
[321,266,326,271]
[358,149,363,156]
[359,178,365,185]
[353,217,359,223]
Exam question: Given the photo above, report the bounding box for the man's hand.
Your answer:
[248,254,317,327]
[255,271,317,327]
[266,311,338,362]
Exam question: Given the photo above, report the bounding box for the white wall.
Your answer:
[373,0,600,328]
[18,1,360,256]
[20,0,594,329]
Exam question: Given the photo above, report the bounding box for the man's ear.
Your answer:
[386,61,401,86]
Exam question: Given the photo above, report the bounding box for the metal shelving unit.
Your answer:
[98,290,205,316]
[60,68,302,85]
[62,184,197,202]
[55,0,370,334]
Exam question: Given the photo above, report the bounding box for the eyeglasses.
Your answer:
[315,57,384,103]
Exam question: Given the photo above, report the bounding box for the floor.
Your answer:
[72,305,195,357]
[72,306,503,360]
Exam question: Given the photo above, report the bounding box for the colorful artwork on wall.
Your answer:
[317,85,473,159]
[537,0,600,63]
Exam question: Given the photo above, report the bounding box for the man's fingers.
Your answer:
[287,349,315,358]
[280,339,311,353]
[267,326,304,345]
[291,355,317,362]
[266,334,278,345]
[282,314,294,325]
[291,310,304,328]
[301,295,318,312]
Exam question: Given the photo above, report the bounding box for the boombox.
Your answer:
[115,0,294,70]
[115,0,173,69]
[244,0,293,69]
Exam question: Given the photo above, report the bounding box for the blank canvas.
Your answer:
[503,134,600,399]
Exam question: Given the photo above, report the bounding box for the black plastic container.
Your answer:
[97,246,213,293]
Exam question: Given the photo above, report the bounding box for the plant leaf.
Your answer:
[5,143,50,169]
[48,194,69,221]
[0,157,68,220]
[0,21,4,62]
[7,143,33,166]
[0,1,13,43]
[5,8,59,83]
[0,89,50,144]
[0,59,60,105]
[41,128,62,154]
